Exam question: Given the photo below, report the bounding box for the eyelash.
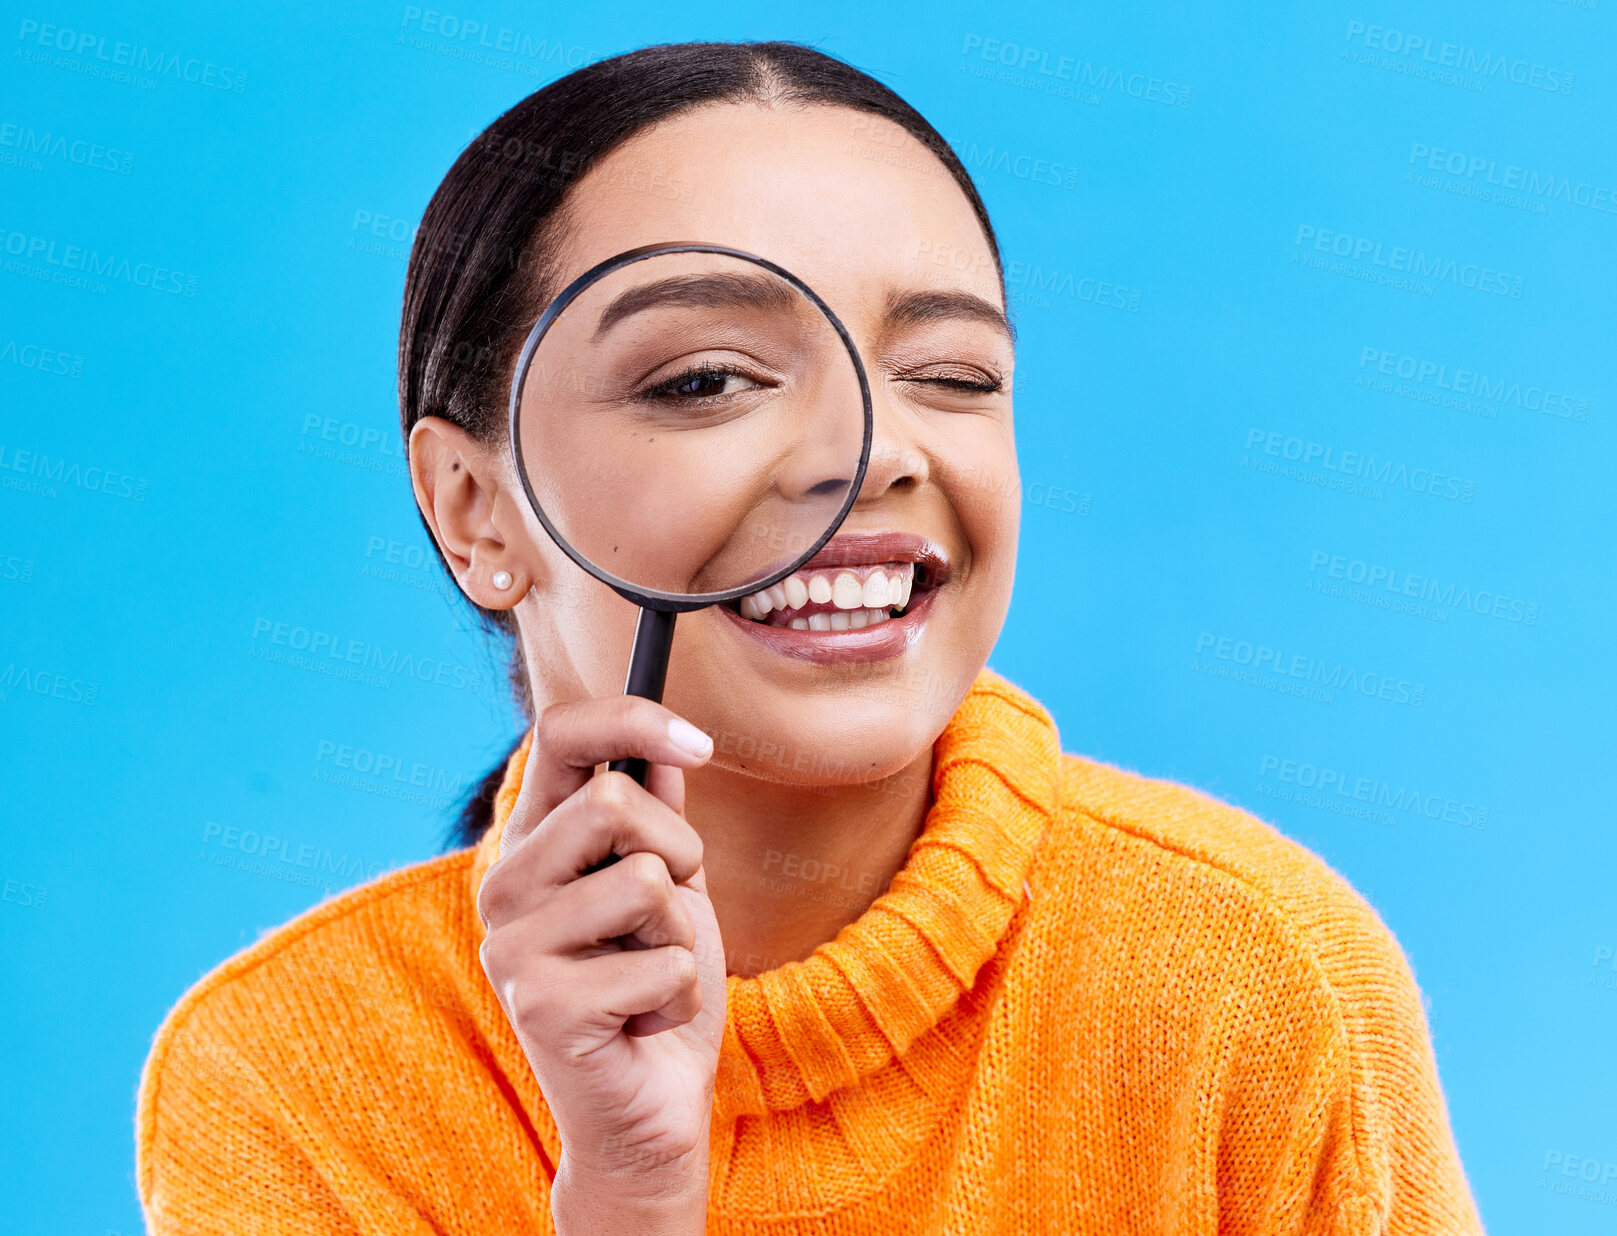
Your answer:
[641,364,763,401]
[641,363,1002,402]
[901,367,1003,394]
[920,375,1001,393]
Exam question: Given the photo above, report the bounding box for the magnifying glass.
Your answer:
[507,243,875,786]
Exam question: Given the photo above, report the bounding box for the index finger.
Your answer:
[502,695,713,855]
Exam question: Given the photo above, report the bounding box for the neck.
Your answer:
[683,751,935,977]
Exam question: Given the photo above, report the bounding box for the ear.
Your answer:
[408,416,532,610]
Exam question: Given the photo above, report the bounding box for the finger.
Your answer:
[479,774,703,926]
[575,946,703,1033]
[629,880,721,1036]
[478,938,697,1045]
[502,697,713,854]
[623,1004,697,1037]
[645,761,685,816]
[532,773,704,887]
[545,851,698,954]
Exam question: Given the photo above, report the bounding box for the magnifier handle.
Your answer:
[606,607,678,787]
[587,608,678,879]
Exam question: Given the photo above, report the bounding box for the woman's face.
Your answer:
[510,101,1019,788]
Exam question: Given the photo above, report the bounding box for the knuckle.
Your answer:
[654,915,695,953]
[507,979,557,1033]
[475,867,509,927]
[623,849,672,900]
[614,696,665,746]
[484,950,560,1030]
[688,936,720,974]
[477,933,505,982]
[500,800,537,847]
[532,704,569,752]
[662,946,699,989]
[585,770,633,815]
[616,693,657,721]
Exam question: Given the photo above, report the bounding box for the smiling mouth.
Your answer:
[723,533,948,631]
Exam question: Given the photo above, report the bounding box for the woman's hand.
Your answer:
[475,697,726,1236]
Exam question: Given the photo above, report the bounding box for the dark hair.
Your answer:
[444,749,513,853]
[401,40,1004,849]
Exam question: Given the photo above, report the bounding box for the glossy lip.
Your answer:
[789,531,950,577]
[715,532,950,665]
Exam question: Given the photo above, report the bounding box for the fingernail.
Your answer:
[667,718,713,758]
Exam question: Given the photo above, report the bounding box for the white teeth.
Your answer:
[780,607,893,632]
[738,561,923,624]
[832,572,863,609]
[861,572,891,608]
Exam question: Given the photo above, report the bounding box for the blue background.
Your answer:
[2,2,1613,1231]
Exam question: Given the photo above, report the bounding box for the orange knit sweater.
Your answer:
[136,670,1484,1233]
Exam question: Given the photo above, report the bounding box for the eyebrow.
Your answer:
[588,270,1017,346]
[884,288,1016,344]
[591,272,799,340]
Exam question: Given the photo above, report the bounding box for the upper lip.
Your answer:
[792,531,950,583]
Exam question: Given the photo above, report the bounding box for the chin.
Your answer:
[669,622,985,794]
[700,699,938,791]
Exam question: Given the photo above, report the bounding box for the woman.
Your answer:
[136,41,1484,1235]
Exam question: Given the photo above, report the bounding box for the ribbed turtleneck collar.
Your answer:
[468,668,1061,1120]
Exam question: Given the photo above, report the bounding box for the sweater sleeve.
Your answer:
[1208,885,1486,1236]
[1056,754,1485,1234]
[137,1012,368,1236]
[133,858,556,1236]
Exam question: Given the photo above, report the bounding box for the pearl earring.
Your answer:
[492,570,513,590]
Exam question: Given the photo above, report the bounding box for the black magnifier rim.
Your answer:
[506,242,876,614]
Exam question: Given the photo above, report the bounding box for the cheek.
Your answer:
[525,534,643,694]
[942,425,1021,585]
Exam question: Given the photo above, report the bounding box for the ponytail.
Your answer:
[445,735,526,850]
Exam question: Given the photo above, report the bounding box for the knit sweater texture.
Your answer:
[135,670,1484,1233]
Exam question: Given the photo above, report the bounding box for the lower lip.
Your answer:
[715,586,939,665]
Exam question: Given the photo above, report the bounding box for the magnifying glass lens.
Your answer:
[514,250,868,600]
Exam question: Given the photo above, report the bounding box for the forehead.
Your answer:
[546,102,1002,325]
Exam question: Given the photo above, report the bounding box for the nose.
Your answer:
[852,394,928,506]
[782,375,926,510]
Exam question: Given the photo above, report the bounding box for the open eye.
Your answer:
[644,365,764,401]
